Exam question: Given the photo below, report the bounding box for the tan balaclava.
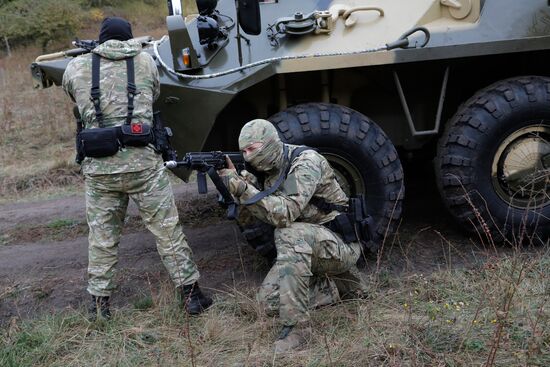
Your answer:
[238,119,284,172]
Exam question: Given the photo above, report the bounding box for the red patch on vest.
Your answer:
[131,123,143,134]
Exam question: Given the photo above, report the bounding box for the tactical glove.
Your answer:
[219,169,248,197]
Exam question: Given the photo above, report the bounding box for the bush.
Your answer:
[0,0,16,7]
[0,0,84,49]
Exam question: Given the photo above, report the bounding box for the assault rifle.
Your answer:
[34,37,154,63]
[72,39,99,52]
[71,36,153,52]
[165,152,249,219]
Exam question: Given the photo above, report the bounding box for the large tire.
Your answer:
[436,76,550,245]
[265,103,405,252]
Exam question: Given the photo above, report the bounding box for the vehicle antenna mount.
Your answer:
[235,0,251,66]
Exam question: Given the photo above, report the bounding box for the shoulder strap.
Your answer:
[242,145,313,206]
[89,54,138,128]
[125,57,137,125]
[90,53,104,128]
[289,146,312,164]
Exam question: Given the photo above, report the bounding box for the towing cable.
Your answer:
[152,26,430,80]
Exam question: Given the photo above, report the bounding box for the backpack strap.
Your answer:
[125,57,137,125]
[289,146,312,163]
[89,53,138,128]
[90,53,104,128]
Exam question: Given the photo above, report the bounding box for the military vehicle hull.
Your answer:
[32,0,550,246]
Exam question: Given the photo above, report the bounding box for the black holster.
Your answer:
[152,111,177,162]
[322,195,373,245]
[349,195,374,245]
[325,214,358,244]
[74,106,85,164]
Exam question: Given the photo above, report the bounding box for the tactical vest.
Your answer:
[242,145,373,244]
[75,53,153,162]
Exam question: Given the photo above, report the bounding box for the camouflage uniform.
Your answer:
[222,120,367,327]
[63,39,200,297]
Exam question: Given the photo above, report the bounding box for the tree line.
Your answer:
[0,0,158,51]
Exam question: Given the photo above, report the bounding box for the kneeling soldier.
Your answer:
[219,119,367,352]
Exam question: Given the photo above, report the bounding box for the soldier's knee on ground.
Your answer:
[309,276,340,308]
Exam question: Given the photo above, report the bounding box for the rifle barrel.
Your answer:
[164,151,244,170]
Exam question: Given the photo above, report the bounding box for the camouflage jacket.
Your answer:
[239,145,349,227]
[62,39,162,174]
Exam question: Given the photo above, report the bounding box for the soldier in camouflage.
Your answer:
[62,17,212,320]
[219,119,368,352]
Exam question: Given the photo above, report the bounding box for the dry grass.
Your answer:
[0,45,76,200]
[0,2,548,366]
[1,245,548,367]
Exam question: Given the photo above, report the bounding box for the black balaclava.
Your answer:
[98,17,134,44]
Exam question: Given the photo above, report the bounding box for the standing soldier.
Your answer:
[219,119,368,352]
[62,17,212,320]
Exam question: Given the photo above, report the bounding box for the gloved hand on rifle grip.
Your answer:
[219,155,247,197]
[240,170,260,189]
[225,155,259,187]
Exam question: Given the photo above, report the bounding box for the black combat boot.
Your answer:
[88,295,111,321]
[179,282,213,315]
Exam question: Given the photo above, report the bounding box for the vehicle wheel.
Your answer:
[437,76,550,245]
[267,103,405,252]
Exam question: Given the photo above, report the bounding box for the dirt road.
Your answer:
[0,165,495,326]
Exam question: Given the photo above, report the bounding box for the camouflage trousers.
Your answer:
[258,222,366,326]
[84,166,200,296]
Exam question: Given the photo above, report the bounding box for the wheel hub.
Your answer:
[492,125,550,209]
[321,152,365,196]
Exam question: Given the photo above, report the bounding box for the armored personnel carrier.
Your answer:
[31,0,549,247]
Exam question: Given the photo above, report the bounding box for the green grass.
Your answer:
[46,219,80,229]
[2,251,548,367]
[133,296,155,311]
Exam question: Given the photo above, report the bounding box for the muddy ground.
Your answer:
[0,164,513,326]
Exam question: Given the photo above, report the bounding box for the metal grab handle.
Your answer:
[342,6,384,27]
[342,6,385,19]
[386,26,431,50]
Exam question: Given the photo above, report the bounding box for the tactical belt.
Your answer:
[76,53,153,161]
[310,196,349,213]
